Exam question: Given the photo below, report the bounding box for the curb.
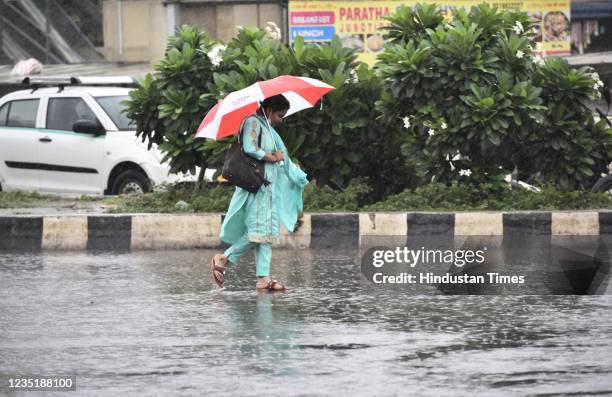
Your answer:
[0,211,611,251]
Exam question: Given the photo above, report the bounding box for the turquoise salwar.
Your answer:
[223,235,271,277]
[220,114,308,277]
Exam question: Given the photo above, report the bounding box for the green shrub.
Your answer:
[125,25,411,200]
[109,179,371,213]
[110,181,612,213]
[303,178,372,211]
[365,183,612,211]
[285,37,412,199]
[376,3,612,191]
[530,57,612,189]
[123,25,221,182]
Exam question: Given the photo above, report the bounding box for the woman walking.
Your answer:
[211,94,308,291]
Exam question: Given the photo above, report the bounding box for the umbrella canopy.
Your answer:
[195,75,334,140]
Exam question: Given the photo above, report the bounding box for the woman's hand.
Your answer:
[262,151,284,163]
[273,151,285,163]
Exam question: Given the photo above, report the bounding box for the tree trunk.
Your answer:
[195,166,206,192]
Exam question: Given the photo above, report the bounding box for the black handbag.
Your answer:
[221,120,270,194]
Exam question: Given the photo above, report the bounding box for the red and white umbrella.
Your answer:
[195,75,334,140]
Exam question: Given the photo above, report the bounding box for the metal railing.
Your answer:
[0,0,103,64]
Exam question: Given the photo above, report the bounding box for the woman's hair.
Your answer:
[259,94,290,113]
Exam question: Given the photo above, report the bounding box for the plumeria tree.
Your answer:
[376,3,612,190]
[126,23,410,198]
[123,25,222,185]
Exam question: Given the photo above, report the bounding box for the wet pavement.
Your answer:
[1,249,612,396]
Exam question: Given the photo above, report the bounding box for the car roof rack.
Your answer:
[21,76,139,93]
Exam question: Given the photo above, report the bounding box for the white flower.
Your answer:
[207,44,226,67]
[402,116,411,129]
[535,42,544,52]
[210,56,222,67]
[440,122,447,130]
[449,162,456,171]
[513,21,523,35]
[516,50,524,59]
[516,21,524,31]
[459,169,472,177]
[594,83,601,91]
[428,128,435,136]
[533,55,545,66]
[452,152,462,161]
[591,72,604,88]
[212,44,226,54]
[264,21,282,41]
[350,69,359,83]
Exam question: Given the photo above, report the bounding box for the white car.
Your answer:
[0,76,197,195]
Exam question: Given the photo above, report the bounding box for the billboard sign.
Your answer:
[288,1,571,65]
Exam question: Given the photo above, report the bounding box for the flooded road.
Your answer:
[1,249,611,396]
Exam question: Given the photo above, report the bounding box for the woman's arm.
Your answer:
[242,118,283,163]
[242,118,266,160]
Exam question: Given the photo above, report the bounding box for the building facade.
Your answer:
[571,0,612,54]
[102,0,286,64]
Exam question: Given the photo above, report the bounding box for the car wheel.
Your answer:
[111,170,150,195]
[592,175,612,194]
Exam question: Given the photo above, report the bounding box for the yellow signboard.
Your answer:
[288,0,571,64]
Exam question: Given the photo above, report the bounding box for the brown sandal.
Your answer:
[265,279,287,292]
[211,254,226,288]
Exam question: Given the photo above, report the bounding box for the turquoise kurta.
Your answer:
[220,114,308,245]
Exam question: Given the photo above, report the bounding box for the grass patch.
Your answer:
[4,181,612,212]
[0,191,67,208]
[0,190,106,209]
[106,184,234,213]
[108,179,374,213]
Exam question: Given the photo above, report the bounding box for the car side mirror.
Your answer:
[73,119,105,136]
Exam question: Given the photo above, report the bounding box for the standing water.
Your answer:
[1,249,611,396]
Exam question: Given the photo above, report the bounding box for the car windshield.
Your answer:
[94,95,134,131]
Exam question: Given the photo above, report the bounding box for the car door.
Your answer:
[0,98,41,191]
[37,96,105,194]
